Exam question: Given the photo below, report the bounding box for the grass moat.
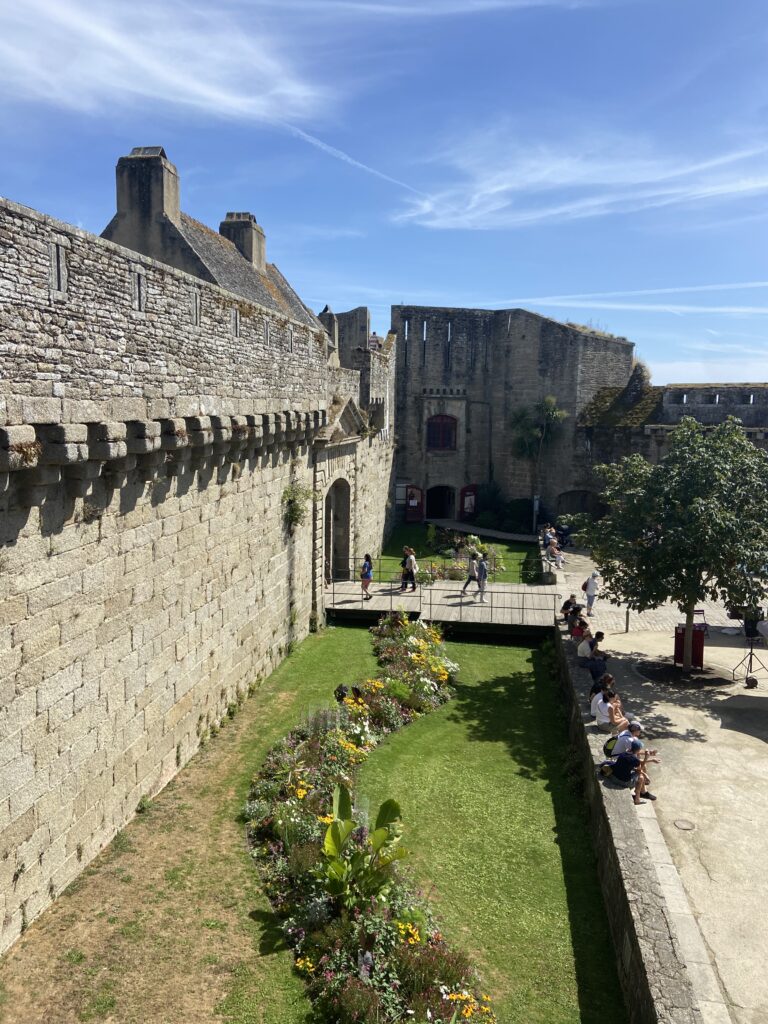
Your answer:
[0,626,623,1024]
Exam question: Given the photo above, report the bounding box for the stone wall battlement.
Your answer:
[0,197,331,428]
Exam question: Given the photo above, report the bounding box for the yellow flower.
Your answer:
[295,956,315,975]
[317,813,334,824]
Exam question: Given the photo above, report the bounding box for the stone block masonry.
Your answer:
[0,197,330,426]
[0,190,395,954]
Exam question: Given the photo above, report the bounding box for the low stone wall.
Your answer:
[553,630,700,1024]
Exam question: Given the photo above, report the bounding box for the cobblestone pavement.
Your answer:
[559,549,736,633]
[572,624,768,1024]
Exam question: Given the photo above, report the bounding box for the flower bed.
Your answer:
[245,613,497,1023]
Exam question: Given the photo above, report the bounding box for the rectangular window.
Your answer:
[422,319,428,366]
[426,415,457,451]
[131,269,146,312]
[49,241,68,295]
[231,307,240,338]
[191,290,201,326]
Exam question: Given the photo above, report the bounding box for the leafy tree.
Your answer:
[576,417,768,671]
[509,395,568,496]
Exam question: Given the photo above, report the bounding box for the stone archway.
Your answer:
[324,478,351,580]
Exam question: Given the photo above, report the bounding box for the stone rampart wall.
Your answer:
[0,198,396,955]
[0,198,329,426]
[553,632,700,1024]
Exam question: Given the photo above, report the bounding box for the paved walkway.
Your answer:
[560,549,735,633]
[326,579,559,627]
[574,620,768,1024]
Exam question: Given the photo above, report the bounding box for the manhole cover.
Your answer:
[674,819,695,831]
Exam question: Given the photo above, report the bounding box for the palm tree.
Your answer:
[509,395,568,496]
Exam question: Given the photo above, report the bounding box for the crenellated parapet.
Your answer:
[0,409,328,506]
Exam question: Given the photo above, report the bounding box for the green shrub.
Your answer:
[315,978,383,1024]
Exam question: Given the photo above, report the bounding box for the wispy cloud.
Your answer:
[0,0,423,193]
[506,280,768,303]
[0,0,323,120]
[523,301,768,315]
[395,125,768,229]
[267,0,603,14]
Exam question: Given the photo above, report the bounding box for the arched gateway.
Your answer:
[325,478,351,580]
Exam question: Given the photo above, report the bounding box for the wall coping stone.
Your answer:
[554,629,723,1024]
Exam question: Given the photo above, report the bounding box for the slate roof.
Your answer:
[177,214,321,330]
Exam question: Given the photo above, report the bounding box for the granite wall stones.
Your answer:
[392,305,635,516]
[0,195,395,954]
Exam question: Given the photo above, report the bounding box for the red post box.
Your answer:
[674,624,705,670]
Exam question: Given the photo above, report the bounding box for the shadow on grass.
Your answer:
[249,908,290,955]
[447,644,627,1024]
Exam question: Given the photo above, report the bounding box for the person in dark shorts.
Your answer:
[610,741,660,804]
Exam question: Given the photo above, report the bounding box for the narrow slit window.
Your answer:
[231,307,240,338]
[447,321,452,343]
[265,319,271,344]
[50,242,68,294]
[132,270,146,312]
[422,319,428,366]
[289,326,294,352]
[750,393,755,405]
[714,393,720,405]
[404,319,409,340]
[191,290,201,326]
[682,393,688,405]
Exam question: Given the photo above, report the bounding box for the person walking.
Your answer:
[461,553,479,595]
[360,553,373,601]
[405,547,418,592]
[585,571,600,616]
[477,553,488,603]
[399,546,409,592]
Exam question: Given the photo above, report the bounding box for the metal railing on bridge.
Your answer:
[326,558,561,627]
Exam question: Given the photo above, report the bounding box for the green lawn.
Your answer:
[375,523,535,584]
[359,640,625,1024]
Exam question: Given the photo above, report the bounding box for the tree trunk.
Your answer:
[683,603,695,673]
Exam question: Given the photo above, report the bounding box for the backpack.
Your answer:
[598,759,615,777]
[581,579,589,593]
[602,736,618,758]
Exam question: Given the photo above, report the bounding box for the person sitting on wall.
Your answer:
[590,676,614,718]
[611,721,652,756]
[560,593,578,621]
[589,671,614,699]
[595,689,633,734]
[586,632,610,680]
[576,632,595,666]
[570,611,589,639]
[609,742,660,804]
[546,538,566,569]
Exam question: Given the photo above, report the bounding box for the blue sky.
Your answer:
[1,0,767,383]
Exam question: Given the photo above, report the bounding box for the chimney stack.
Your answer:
[115,146,180,226]
[219,212,266,274]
